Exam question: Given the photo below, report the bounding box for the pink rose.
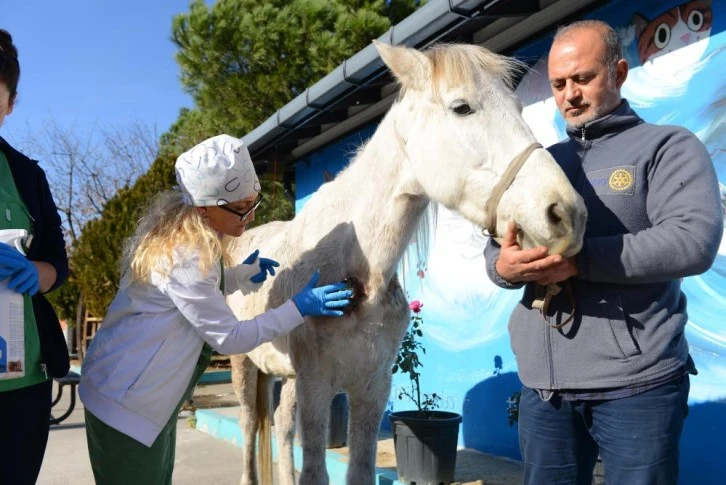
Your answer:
[409,300,423,313]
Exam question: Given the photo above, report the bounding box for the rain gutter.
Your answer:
[242,0,515,160]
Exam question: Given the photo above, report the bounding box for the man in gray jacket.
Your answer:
[485,20,723,485]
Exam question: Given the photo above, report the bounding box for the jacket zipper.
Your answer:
[547,127,590,390]
[545,324,555,389]
[41,363,48,379]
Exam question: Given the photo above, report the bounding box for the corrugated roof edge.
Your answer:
[241,0,489,157]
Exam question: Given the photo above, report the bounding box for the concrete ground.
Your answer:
[336,438,524,485]
[39,379,525,484]
[38,381,251,485]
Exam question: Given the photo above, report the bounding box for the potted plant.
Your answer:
[389,300,462,485]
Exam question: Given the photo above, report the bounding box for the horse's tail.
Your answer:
[256,369,273,485]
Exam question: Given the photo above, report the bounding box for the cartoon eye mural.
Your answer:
[687,9,704,30]
[654,22,671,48]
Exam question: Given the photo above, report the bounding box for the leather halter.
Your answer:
[484,142,543,236]
[481,142,578,329]
[392,128,572,324]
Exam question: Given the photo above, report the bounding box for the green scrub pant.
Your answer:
[85,345,212,485]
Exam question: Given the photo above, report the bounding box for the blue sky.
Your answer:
[3,0,197,148]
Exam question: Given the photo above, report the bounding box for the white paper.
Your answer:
[0,280,25,380]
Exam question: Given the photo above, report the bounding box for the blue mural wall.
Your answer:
[295,0,725,482]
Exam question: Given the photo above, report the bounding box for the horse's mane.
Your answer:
[427,42,524,90]
[394,43,525,99]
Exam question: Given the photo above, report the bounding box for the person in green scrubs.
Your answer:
[0,29,70,485]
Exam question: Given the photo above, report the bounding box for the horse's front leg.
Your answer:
[274,377,297,485]
[345,372,392,485]
[231,354,259,485]
[296,372,335,485]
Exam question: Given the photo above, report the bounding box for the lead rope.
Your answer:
[532,280,576,329]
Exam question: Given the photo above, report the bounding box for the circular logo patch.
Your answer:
[608,169,633,191]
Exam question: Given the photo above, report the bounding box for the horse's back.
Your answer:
[231,220,290,262]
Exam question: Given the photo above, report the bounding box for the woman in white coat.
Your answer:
[79,134,351,484]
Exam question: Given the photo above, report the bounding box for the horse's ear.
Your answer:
[374,40,431,91]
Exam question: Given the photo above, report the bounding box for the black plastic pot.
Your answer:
[297,391,348,448]
[389,410,462,485]
[326,391,349,448]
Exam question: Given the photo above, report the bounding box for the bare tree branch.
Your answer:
[15,117,159,246]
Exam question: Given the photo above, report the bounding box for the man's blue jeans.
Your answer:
[518,375,690,485]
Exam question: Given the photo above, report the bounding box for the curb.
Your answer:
[195,408,402,484]
[197,369,232,384]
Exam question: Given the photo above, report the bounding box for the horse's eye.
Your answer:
[451,102,474,116]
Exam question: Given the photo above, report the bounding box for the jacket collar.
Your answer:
[565,99,643,142]
[0,135,24,163]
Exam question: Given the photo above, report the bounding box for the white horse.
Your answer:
[227,41,587,485]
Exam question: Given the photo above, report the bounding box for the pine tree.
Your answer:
[172,0,421,134]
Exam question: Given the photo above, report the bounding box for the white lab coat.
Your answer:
[79,250,302,446]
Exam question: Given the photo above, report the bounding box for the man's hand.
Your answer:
[534,258,578,286]
[495,222,577,284]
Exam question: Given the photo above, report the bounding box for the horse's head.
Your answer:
[375,41,586,257]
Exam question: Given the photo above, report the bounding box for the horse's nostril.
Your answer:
[547,203,562,225]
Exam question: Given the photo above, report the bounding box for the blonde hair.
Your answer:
[122,190,234,282]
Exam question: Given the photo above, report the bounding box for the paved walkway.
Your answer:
[39,379,525,484]
[39,382,252,485]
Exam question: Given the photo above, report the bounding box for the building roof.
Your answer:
[244,0,604,179]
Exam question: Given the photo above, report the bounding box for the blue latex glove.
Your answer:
[242,249,260,265]
[250,257,279,283]
[0,242,39,295]
[291,271,352,317]
[242,249,280,283]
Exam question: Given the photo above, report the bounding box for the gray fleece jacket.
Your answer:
[485,100,723,391]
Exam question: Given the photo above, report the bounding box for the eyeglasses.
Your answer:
[217,193,263,221]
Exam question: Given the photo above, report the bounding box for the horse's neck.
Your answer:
[354,135,427,292]
[299,112,428,296]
